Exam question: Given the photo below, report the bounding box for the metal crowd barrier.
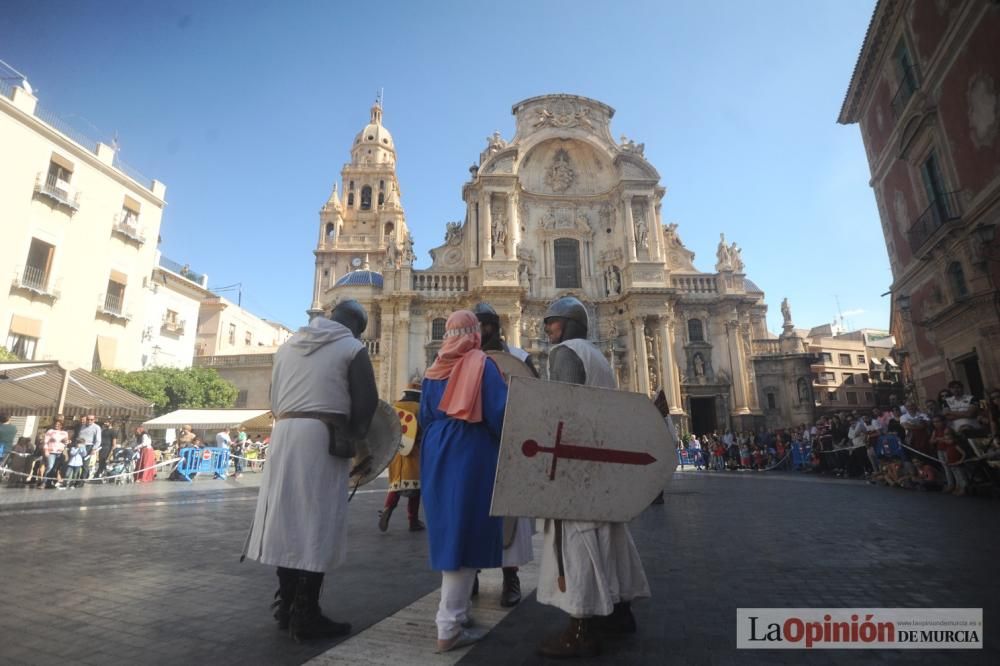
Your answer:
[175,447,230,482]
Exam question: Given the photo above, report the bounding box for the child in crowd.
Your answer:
[739,443,751,469]
[65,437,86,488]
[940,430,969,496]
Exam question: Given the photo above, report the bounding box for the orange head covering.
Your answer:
[424,310,488,423]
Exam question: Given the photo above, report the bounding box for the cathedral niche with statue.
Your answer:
[310,94,784,434]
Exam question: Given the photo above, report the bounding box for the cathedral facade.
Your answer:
[311,94,774,434]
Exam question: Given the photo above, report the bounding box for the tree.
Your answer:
[98,366,239,416]
[0,348,18,361]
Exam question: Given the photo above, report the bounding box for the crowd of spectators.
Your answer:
[1,416,268,488]
[675,381,1000,498]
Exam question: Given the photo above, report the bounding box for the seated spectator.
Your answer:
[900,402,932,456]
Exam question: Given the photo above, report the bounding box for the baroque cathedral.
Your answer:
[310,94,785,434]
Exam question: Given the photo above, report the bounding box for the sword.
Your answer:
[521,420,657,480]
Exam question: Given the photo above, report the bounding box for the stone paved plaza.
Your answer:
[0,470,996,665]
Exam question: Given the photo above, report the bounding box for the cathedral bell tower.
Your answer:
[311,98,414,313]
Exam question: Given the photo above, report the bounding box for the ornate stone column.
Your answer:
[394,312,410,400]
[623,194,637,261]
[509,191,520,255]
[658,314,681,411]
[480,191,492,264]
[647,199,661,261]
[726,318,751,414]
[507,310,522,348]
[633,316,650,394]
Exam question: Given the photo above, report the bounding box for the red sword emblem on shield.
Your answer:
[522,420,657,480]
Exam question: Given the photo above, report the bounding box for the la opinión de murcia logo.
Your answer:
[736,608,983,650]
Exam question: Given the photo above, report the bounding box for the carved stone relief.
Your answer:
[533,100,594,130]
[544,149,576,192]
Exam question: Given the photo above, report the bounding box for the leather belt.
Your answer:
[275,411,340,424]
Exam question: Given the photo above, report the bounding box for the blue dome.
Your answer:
[743,278,763,294]
[334,270,383,288]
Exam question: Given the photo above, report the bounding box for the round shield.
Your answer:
[487,350,537,383]
[349,400,402,487]
[396,403,418,457]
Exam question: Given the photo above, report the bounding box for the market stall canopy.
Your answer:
[143,408,273,431]
[0,361,153,418]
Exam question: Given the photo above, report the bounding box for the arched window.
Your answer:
[947,261,968,299]
[379,180,385,191]
[383,222,394,240]
[360,186,372,210]
[688,318,704,342]
[347,192,354,207]
[378,192,385,206]
[553,238,581,288]
[348,180,354,190]
[431,318,446,341]
[766,392,777,410]
[325,223,335,240]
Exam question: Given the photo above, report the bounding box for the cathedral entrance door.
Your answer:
[689,397,717,436]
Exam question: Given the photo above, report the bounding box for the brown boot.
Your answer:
[538,617,601,658]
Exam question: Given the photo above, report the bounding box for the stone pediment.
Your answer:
[511,94,616,147]
[615,154,659,181]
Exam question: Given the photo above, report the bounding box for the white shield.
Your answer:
[491,376,672,522]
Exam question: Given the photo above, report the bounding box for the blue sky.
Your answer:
[3,0,887,334]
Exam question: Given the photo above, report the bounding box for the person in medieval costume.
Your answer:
[471,302,536,607]
[650,389,678,505]
[536,296,650,658]
[419,310,509,652]
[378,382,425,532]
[242,299,378,642]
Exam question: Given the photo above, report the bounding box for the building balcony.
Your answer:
[670,275,718,294]
[33,172,81,212]
[412,271,468,293]
[96,293,131,323]
[751,339,781,355]
[161,317,186,335]
[907,191,962,255]
[158,256,207,287]
[334,234,377,248]
[363,338,380,356]
[11,265,60,301]
[890,65,920,120]
[111,213,146,245]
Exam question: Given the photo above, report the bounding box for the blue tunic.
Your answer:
[420,359,508,571]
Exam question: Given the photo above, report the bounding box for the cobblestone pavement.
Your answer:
[0,470,996,665]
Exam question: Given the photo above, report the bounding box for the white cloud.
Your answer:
[841,308,865,317]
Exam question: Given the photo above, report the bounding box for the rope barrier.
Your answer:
[0,457,182,484]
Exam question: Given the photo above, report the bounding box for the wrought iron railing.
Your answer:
[12,265,59,298]
[34,172,81,210]
[161,316,186,334]
[102,292,124,316]
[112,213,146,244]
[907,190,962,254]
[194,353,275,367]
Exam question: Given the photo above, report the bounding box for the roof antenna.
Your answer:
[376,87,384,108]
[834,294,846,332]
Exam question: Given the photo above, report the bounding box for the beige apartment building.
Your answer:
[1,64,167,371]
[139,254,213,369]
[807,325,901,414]
[194,297,293,358]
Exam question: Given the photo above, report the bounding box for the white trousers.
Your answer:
[436,568,477,640]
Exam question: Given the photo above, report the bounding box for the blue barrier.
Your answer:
[876,435,903,459]
[175,447,230,482]
[791,443,813,470]
[676,448,703,469]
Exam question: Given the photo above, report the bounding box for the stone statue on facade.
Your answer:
[619,134,645,156]
[544,150,575,192]
[605,265,622,296]
[781,297,792,328]
[730,242,744,272]
[486,130,506,153]
[402,234,416,265]
[384,231,399,268]
[715,233,732,271]
[540,209,557,230]
[693,353,706,377]
[634,212,649,250]
[492,208,508,257]
[445,221,463,246]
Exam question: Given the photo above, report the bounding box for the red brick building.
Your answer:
[839,0,1000,401]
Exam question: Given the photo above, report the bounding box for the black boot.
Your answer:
[288,571,351,642]
[470,570,479,598]
[500,567,521,607]
[271,567,297,630]
[378,505,394,532]
[596,601,637,637]
[538,617,601,658]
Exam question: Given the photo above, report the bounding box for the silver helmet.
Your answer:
[544,296,588,338]
[331,299,368,338]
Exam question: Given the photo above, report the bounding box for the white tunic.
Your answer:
[536,338,651,616]
[243,318,363,573]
